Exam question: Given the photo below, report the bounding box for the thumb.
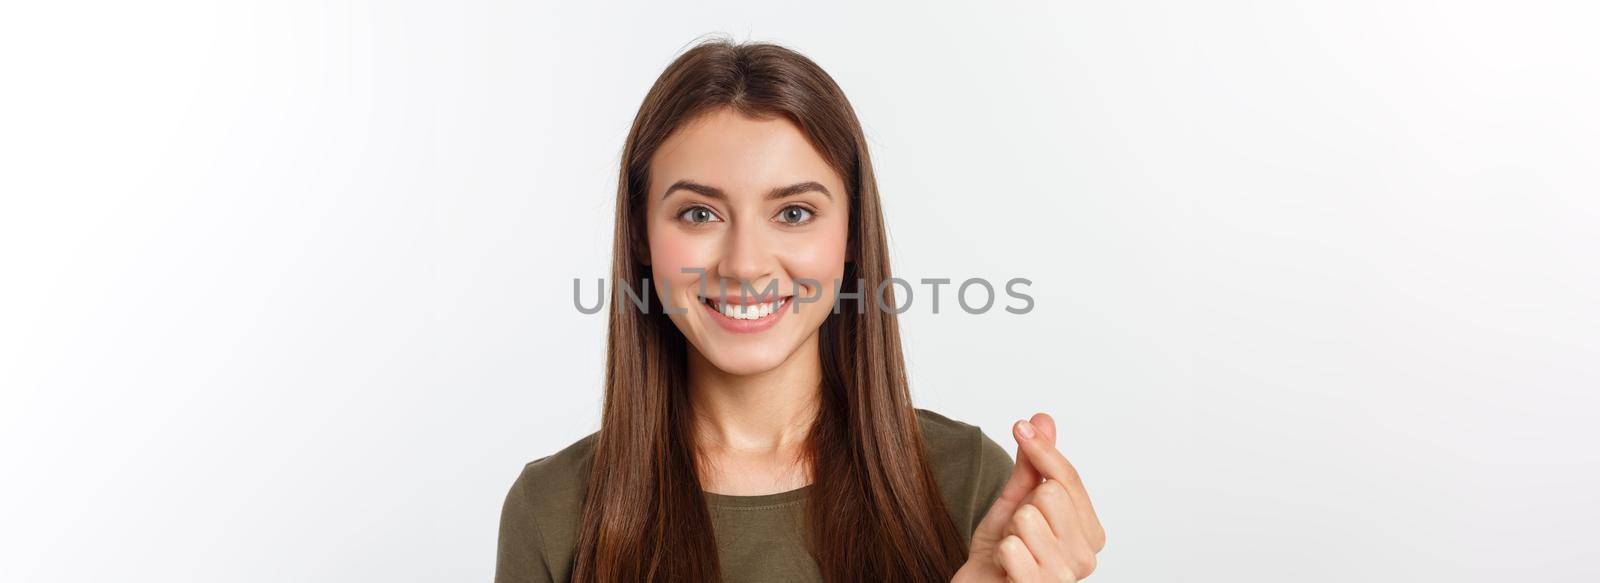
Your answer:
[970,419,1047,545]
[1015,413,1057,490]
[1004,414,1057,505]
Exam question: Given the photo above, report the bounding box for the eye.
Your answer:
[775,205,815,226]
[678,206,722,225]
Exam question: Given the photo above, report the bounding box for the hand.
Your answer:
[953,413,1106,582]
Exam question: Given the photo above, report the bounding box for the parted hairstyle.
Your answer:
[570,39,967,582]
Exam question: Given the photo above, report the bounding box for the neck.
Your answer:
[685,331,824,496]
[686,331,823,453]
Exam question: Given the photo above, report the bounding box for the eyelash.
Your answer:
[675,204,818,227]
[677,205,721,226]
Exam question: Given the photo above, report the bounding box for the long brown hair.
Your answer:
[571,39,966,582]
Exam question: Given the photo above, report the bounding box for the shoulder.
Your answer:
[496,432,598,583]
[914,408,1015,540]
[915,408,1013,475]
[510,431,599,505]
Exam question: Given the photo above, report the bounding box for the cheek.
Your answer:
[782,219,850,284]
[647,223,713,286]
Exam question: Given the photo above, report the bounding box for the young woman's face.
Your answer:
[645,108,850,377]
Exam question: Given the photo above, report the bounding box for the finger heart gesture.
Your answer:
[953,413,1106,583]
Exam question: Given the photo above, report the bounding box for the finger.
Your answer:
[1025,480,1098,579]
[1030,412,1057,444]
[1001,413,1056,535]
[1020,413,1058,508]
[1017,413,1057,492]
[974,419,1047,542]
[1024,479,1078,542]
[994,414,1062,534]
[1001,420,1047,504]
[971,421,1049,547]
[1011,504,1076,583]
[993,535,1043,582]
[1017,419,1107,553]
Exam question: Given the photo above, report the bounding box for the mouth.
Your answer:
[699,295,792,334]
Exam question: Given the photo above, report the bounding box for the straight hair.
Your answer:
[570,39,967,582]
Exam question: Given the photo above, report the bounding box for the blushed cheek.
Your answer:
[647,224,714,305]
[783,222,850,296]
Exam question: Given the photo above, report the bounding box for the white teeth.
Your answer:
[710,298,787,320]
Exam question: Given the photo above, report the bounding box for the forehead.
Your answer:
[648,108,845,199]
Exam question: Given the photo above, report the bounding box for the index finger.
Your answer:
[1017,417,1106,551]
[994,422,1045,507]
[970,422,1045,544]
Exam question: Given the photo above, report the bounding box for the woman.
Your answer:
[496,40,1105,583]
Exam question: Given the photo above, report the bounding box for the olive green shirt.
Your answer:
[494,409,1014,583]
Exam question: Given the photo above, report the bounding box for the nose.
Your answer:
[715,219,775,291]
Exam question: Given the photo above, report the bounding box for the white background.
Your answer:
[2,1,1597,581]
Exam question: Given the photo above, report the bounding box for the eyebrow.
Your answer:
[662,180,832,201]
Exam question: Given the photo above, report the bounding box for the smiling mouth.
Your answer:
[700,296,792,321]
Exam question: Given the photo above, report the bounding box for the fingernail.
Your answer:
[1016,420,1037,439]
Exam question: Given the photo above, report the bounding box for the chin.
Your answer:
[698,341,794,377]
